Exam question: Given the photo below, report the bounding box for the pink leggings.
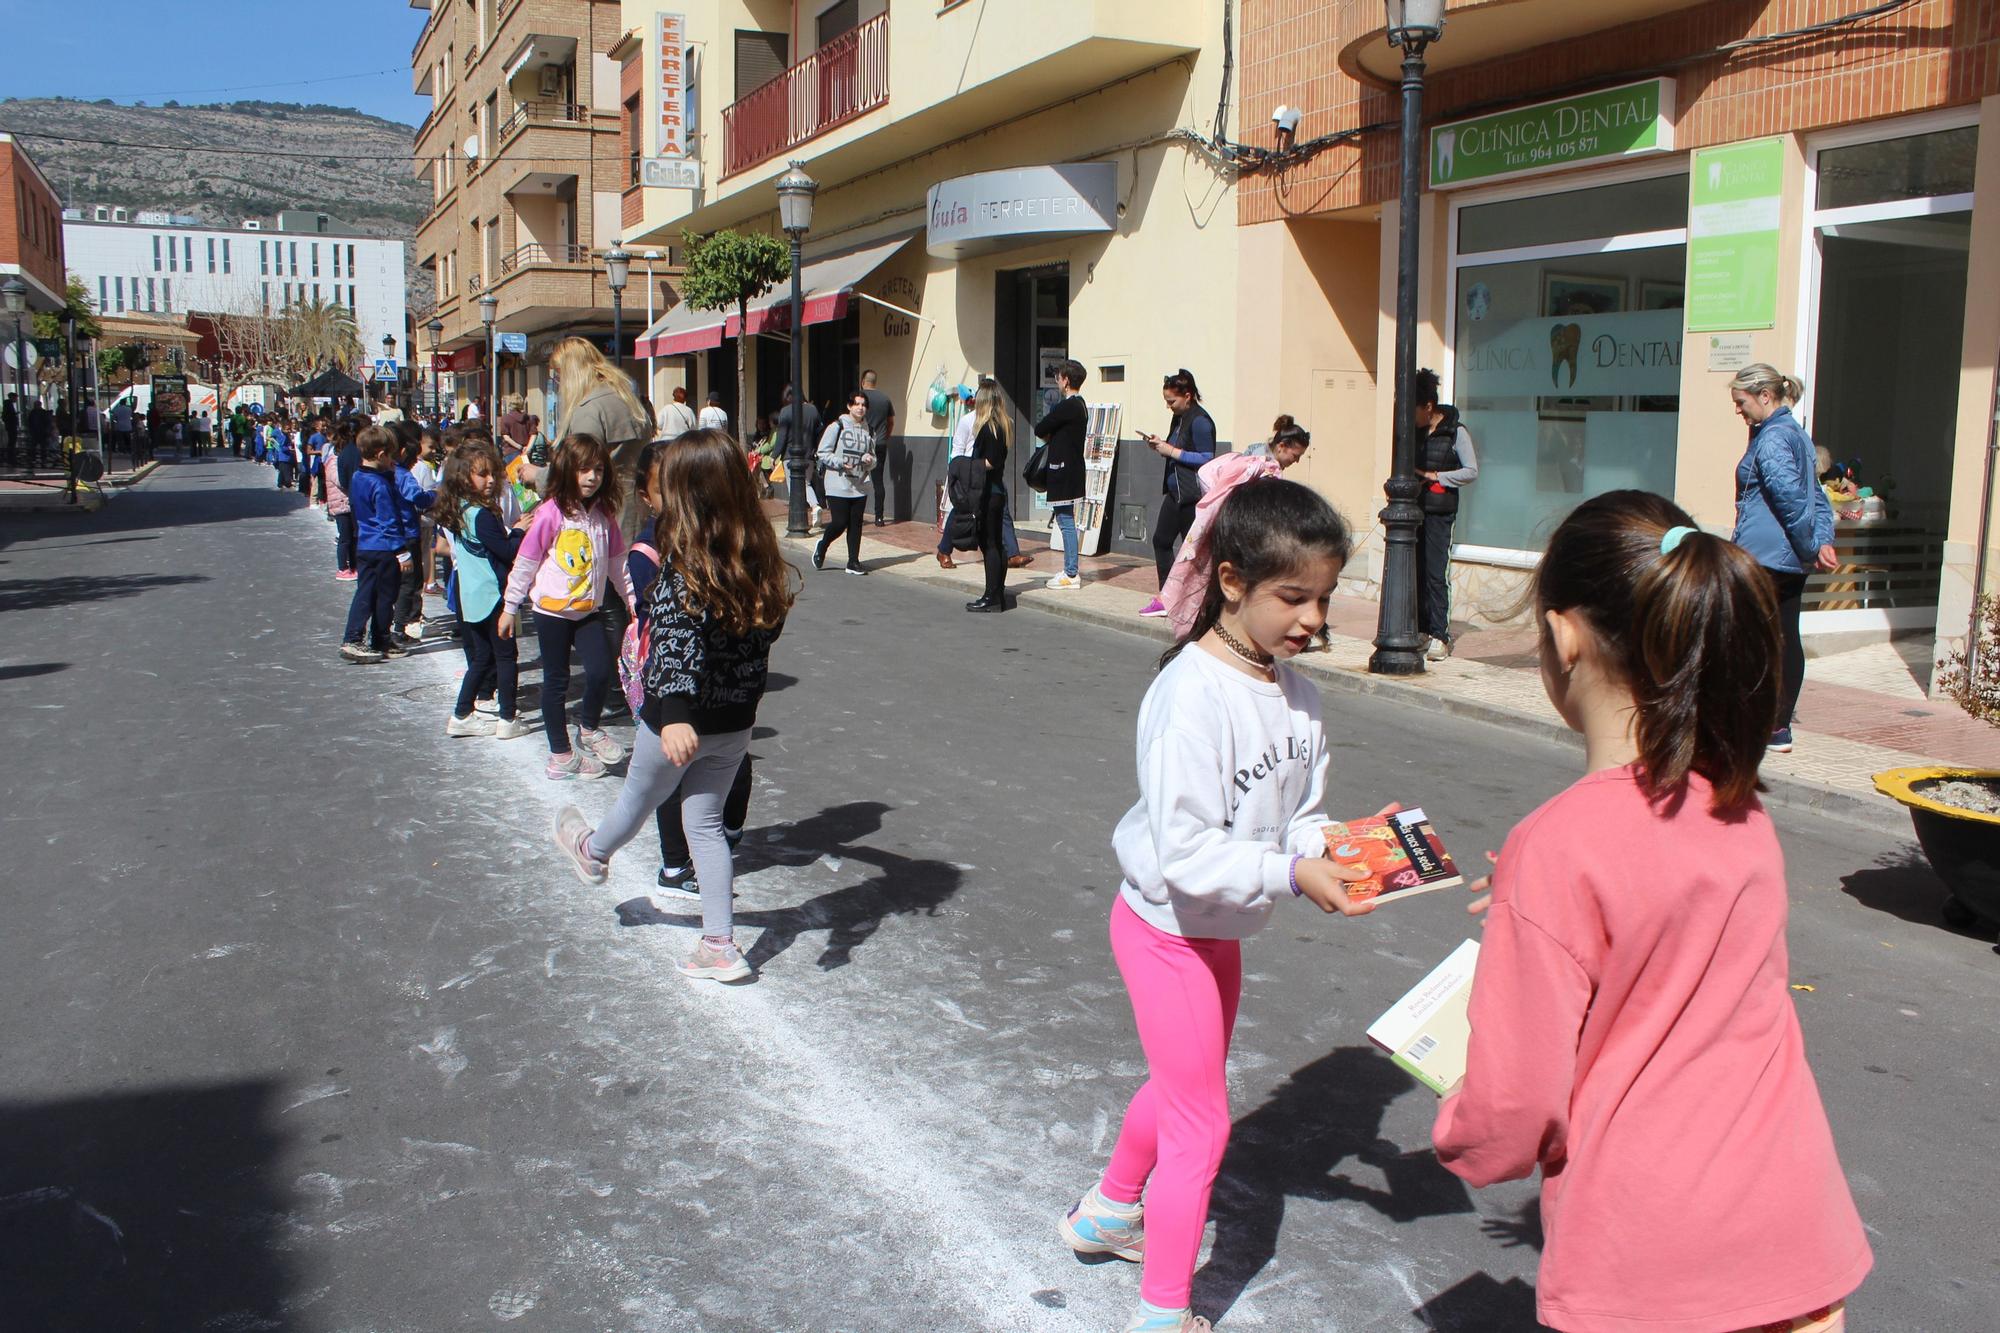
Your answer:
[1101,895,1242,1308]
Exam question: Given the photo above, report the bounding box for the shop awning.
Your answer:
[634,234,912,357]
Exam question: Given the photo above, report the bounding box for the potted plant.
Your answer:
[1874,594,2000,930]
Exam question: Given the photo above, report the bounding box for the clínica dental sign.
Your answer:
[1430,80,1675,191]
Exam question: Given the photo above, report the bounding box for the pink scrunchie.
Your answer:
[1160,452,1282,639]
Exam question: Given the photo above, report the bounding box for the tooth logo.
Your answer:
[1709,160,1724,191]
[1550,323,1583,389]
[1435,130,1457,181]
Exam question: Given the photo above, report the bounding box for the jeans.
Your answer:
[333,511,356,572]
[343,551,400,647]
[817,495,866,567]
[1417,511,1455,642]
[978,488,1009,601]
[1769,569,1808,731]
[1151,494,1198,586]
[587,724,753,938]
[276,461,296,489]
[658,753,754,868]
[1051,502,1079,577]
[533,610,611,754]
[456,608,518,720]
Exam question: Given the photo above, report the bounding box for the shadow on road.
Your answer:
[1413,1271,1542,1331]
[1194,1046,1476,1318]
[616,800,965,972]
[0,1078,299,1331]
[0,662,67,681]
[1841,855,1998,937]
[0,573,211,615]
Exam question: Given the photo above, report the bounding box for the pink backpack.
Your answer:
[618,542,660,715]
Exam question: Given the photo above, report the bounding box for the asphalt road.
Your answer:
[1,460,1996,1333]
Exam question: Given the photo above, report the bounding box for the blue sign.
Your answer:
[372,357,399,382]
[497,332,528,356]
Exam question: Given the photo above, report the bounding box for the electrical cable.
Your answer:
[25,68,411,102]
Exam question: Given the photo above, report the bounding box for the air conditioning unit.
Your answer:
[538,64,562,98]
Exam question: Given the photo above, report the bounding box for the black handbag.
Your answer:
[1022,443,1051,492]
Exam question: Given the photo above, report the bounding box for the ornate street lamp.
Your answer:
[776,159,818,536]
[1370,0,1447,675]
[478,293,499,430]
[605,240,631,377]
[426,316,444,419]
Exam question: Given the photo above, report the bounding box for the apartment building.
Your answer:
[61,210,407,368]
[1237,0,1998,667]
[412,0,665,417]
[1,134,66,314]
[612,0,1239,550]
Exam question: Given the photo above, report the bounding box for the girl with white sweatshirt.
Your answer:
[1061,479,1378,1333]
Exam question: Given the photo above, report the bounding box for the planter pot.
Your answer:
[1873,767,2000,931]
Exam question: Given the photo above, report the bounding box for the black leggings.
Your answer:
[533,610,611,753]
[656,753,755,868]
[456,608,518,720]
[979,488,1009,601]
[817,495,866,567]
[1151,494,1198,586]
[1770,569,1807,731]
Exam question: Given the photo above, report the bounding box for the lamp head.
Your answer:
[605,241,631,293]
[775,159,818,236]
[426,317,443,348]
[1385,0,1446,47]
[478,294,498,328]
[1,276,26,316]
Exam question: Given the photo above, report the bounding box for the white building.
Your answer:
[61,209,408,370]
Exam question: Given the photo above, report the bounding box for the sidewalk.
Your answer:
[772,506,1995,833]
[0,458,161,512]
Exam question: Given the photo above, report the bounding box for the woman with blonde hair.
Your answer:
[967,381,1014,613]
[550,336,652,540]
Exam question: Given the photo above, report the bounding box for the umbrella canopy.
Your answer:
[289,367,368,399]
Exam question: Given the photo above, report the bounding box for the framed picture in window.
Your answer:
[1543,273,1626,317]
[1639,280,1685,311]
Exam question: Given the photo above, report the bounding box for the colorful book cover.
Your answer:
[1322,808,1464,904]
[1366,939,1480,1096]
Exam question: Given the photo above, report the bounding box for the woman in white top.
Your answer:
[813,392,876,575]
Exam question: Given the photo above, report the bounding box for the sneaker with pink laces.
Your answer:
[546,749,607,781]
[680,937,753,983]
[575,726,626,766]
[1139,598,1168,617]
[551,805,608,885]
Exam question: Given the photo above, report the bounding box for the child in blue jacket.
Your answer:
[340,427,435,663]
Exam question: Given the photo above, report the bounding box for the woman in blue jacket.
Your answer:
[1729,363,1836,754]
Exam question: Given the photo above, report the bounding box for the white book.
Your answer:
[1366,939,1481,1096]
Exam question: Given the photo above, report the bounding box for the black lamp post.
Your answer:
[381,333,396,409]
[776,159,818,536]
[478,294,499,430]
[1369,0,1447,676]
[605,240,631,378]
[3,276,26,468]
[426,317,444,420]
[61,307,76,453]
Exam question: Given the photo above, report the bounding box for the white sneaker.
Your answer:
[680,937,753,983]
[551,805,608,885]
[575,726,626,765]
[473,697,500,715]
[446,712,496,737]
[493,716,535,740]
[1046,574,1081,590]
[1424,636,1452,662]
[402,620,427,641]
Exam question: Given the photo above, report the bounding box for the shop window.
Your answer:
[1450,173,1687,554]
[1816,126,1978,211]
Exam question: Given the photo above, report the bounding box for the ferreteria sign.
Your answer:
[1430,80,1675,191]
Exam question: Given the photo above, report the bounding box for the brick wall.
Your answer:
[1240,0,2000,223]
[0,141,66,299]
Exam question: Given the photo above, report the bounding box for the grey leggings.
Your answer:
[585,723,751,937]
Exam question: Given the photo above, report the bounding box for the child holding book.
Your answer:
[1060,480,1379,1333]
[1433,490,1870,1333]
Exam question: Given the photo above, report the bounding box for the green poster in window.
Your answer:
[1686,138,1785,333]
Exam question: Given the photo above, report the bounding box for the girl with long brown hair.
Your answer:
[436,441,533,741]
[553,429,797,984]
[500,432,636,779]
[1433,490,1870,1333]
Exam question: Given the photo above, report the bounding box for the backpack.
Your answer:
[617,542,661,715]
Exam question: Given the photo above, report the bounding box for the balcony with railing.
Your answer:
[499,242,590,273]
[498,98,586,146]
[721,12,890,179]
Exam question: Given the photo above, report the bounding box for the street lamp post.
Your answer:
[605,240,631,383]
[1369,0,1446,676]
[776,160,818,537]
[381,333,396,411]
[478,294,499,432]
[61,308,76,458]
[426,317,444,421]
[3,276,27,469]
[641,249,664,408]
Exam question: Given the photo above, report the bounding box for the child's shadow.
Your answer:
[615,801,963,973]
[1193,1046,1476,1317]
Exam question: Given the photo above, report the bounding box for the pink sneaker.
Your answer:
[1139,598,1168,617]
[551,805,608,885]
[546,750,607,781]
[680,937,753,983]
[335,569,358,581]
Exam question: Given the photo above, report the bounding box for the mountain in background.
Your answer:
[0,97,433,312]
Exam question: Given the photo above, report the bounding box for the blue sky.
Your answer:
[0,0,434,125]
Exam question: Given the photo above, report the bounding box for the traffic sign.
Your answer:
[372,358,399,382]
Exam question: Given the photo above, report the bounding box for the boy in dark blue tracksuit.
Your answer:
[340,429,435,663]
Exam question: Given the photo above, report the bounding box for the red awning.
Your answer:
[634,233,912,356]
[633,302,727,359]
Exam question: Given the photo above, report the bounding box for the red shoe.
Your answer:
[937,553,955,569]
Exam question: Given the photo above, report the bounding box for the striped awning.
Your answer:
[633,233,913,357]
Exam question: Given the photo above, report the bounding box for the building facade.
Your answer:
[61,211,408,375]
[612,0,1242,553]
[412,0,664,419]
[1237,0,1998,668]
[1,134,67,317]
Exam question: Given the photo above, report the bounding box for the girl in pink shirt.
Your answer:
[1433,491,1870,1333]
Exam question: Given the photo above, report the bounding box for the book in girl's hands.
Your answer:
[1367,938,1480,1096]
[1321,807,1463,904]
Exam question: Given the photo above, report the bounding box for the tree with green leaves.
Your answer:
[679,229,789,434]
[32,275,101,342]
[281,295,362,376]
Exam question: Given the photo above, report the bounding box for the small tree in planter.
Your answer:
[1936,594,2000,727]
[680,229,790,434]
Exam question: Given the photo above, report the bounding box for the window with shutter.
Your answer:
[733,30,788,101]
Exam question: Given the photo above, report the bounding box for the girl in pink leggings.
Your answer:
[1061,481,1380,1333]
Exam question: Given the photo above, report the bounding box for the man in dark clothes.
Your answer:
[858,368,895,526]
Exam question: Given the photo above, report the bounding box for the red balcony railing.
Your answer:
[721,12,889,178]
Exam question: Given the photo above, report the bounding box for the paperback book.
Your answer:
[1367,938,1480,1096]
[1321,807,1463,905]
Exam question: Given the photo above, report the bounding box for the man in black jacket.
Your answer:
[1411,367,1479,661]
[1035,359,1090,589]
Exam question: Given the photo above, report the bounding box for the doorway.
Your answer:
[994,263,1070,526]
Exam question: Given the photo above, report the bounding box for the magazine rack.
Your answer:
[1076,402,1122,558]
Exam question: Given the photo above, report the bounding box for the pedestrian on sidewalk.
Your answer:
[554,431,794,984]
[1433,489,1871,1333]
[813,392,876,576]
[1036,360,1090,590]
[2,393,17,465]
[1729,363,1838,756]
[1062,480,1379,1333]
[340,427,432,663]
[697,391,729,435]
[770,382,821,524]
[966,382,1014,613]
[860,369,896,526]
[500,432,637,781]
[326,420,357,580]
[439,441,532,739]
[657,385,697,440]
[109,397,133,464]
[1411,368,1479,662]
[27,399,52,467]
[1137,369,1216,618]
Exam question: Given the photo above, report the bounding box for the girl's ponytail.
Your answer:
[1537,491,1780,811]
